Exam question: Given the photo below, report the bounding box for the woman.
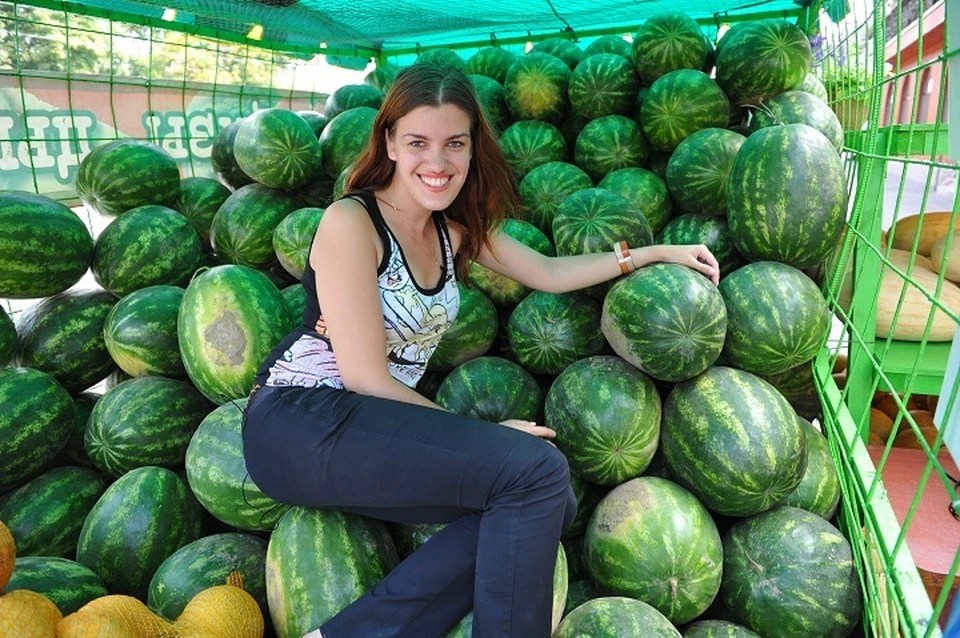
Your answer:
[243,64,719,638]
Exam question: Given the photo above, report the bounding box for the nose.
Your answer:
[425,146,448,170]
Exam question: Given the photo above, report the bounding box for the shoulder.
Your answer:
[318,196,377,236]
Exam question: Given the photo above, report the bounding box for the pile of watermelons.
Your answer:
[0,11,863,638]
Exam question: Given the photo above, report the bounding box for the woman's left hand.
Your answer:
[655,244,720,285]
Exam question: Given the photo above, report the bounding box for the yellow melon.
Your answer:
[59,595,177,638]
[0,589,63,638]
[0,519,14,592]
[174,584,264,638]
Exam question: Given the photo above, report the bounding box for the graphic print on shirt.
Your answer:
[265,334,344,389]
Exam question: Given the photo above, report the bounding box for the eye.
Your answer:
[409,140,426,148]
[448,140,465,148]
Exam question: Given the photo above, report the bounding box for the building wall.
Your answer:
[882,1,947,125]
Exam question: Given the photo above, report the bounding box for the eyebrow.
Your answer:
[402,132,470,140]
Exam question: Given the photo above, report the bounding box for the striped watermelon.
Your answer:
[0,192,93,299]
[647,150,671,179]
[658,215,746,279]
[555,597,681,637]
[76,466,204,599]
[178,265,290,404]
[719,262,831,375]
[266,507,399,638]
[791,72,830,103]
[435,356,542,422]
[103,285,186,379]
[211,184,302,268]
[780,419,840,520]
[15,289,117,393]
[76,139,181,217]
[721,506,862,637]
[504,52,572,124]
[763,362,821,421]
[750,90,844,152]
[299,173,336,208]
[597,168,673,236]
[661,366,807,516]
[466,47,517,85]
[531,38,584,70]
[565,472,609,538]
[233,109,325,191]
[631,13,711,85]
[568,54,640,119]
[0,307,14,368]
[574,115,649,182]
[552,188,654,258]
[429,283,497,371]
[386,522,448,560]
[297,110,327,136]
[0,465,105,558]
[559,111,591,149]
[715,19,812,105]
[499,120,568,179]
[641,70,730,152]
[85,377,211,478]
[683,620,762,637]
[584,35,632,60]
[93,204,202,296]
[564,579,601,617]
[323,84,384,120]
[63,391,98,468]
[665,128,746,216]
[584,477,722,624]
[508,291,604,375]
[5,557,109,615]
[414,48,465,72]
[470,74,510,134]
[211,120,254,190]
[185,398,291,531]
[364,64,401,93]
[468,219,555,308]
[544,356,661,486]
[273,207,324,279]
[177,177,231,250]
[147,532,268,621]
[282,283,307,329]
[518,162,593,238]
[318,106,378,178]
[602,264,726,382]
[727,124,847,268]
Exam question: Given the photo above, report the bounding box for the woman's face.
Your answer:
[385,103,472,213]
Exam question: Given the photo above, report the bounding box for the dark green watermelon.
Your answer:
[414,48,465,72]
[598,168,672,236]
[318,106,378,178]
[503,52,572,124]
[763,362,821,421]
[435,356,542,421]
[790,72,829,103]
[601,264,726,382]
[273,207,324,279]
[76,139,180,217]
[568,54,639,119]
[0,191,93,299]
[177,176,231,248]
[721,506,862,637]
[565,472,609,538]
[518,161,593,237]
[465,47,517,84]
[658,214,746,278]
[470,74,510,134]
[583,35,632,60]
[545,356,660,486]
[665,128,745,216]
[727,124,847,268]
[103,285,186,379]
[779,419,840,520]
[564,579,601,617]
[364,64,401,93]
[555,597,681,637]
[468,218,555,307]
[428,283,497,371]
[297,110,328,136]
[647,150,671,179]
[5,556,109,615]
[211,120,254,190]
[210,183,302,268]
[558,111,591,149]
[641,70,730,152]
[508,291,604,375]
[234,108,324,191]
[574,115,649,182]
[715,19,812,105]
[750,90,844,152]
[499,120,568,179]
[386,521,448,560]
[0,306,15,367]
[282,283,307,329]
[683,620,762,637]
[553,188,654,258]
[531,38,584,70]
[631,13,711,85]
[324,84,384,120]
[63,391,98,468]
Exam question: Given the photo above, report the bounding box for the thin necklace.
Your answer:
[375,193,441,269]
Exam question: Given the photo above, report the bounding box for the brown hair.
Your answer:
[346,64,521,282]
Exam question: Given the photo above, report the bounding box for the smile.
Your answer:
[419,175,450,189]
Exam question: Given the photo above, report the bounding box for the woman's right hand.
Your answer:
[500,419,556,440]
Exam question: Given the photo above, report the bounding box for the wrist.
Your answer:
[629,244,661,268]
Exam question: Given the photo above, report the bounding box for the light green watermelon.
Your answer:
[641,70,730,152]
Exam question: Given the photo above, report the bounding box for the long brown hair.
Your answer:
[346,64,520,282]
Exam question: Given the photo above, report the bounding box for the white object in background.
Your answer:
[934,325,960,464]
[950,1,959,160]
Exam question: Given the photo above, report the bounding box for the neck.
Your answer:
[376,188,432,229]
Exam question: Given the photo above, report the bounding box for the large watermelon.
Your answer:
[103,285,186,379]
[466,46,517,85]
[661,366,807,516]
[0,465,105,558]
[185,398,291,531]
[584,35,632,60]
[364,64,401,93]
[233,108,324,191]
[508,291,604,375]
[552,188,654,258]
[76,139,180,217]
[631,12,711,85]
[727,124,847,268]
[568,54,639,119]
[470,74,510,134]
[565,472,609,538]
[555,597,681,637]
[750,90,844,152]
[721,506,862,637]
[177,176,231,247]
[147,532,268,622]
[323,84,383,120]
[5,557,109,615]
[85,376,211,478]
[641,70,730,152]
[544,356,660,485]
[211,184,302,269]
[602,264,726,382]
[518,161,593,237]
[499,120,568,179]
[791,72,830,103]
[715,19,812,105]
[273,207,324,279]
[665,128,746,216]
[435,356,542,421]
[780,419,841,520]
[584,477,723,624]
[178,265,290,404]
[597,168,673,236]
[658,215,746,278]
[429,283,497,371]
[414,48,465,72]
[266,507,399,638]
[211,120,254,190]
[318,106,378,178]
[76,466,204,600]
[574,115,649,182]
[0,307,14,367]
[683,620,762,637]
[0,191,93,299]
[468,218,555,307]
[503,52,572,124]
[14,289,117,393]
[531,38,584,70]
[718,261,831,375]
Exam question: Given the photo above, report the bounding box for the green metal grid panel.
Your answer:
[818,0,959,636]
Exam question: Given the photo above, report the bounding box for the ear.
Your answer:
[385,129,397,161]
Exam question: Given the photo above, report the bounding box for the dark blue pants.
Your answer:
[243,385,577,638]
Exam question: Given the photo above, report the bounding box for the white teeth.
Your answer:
[421,175,449,188]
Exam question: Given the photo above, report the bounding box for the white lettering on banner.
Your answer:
[19,115,55,171]
[144,110,240,161]
[0,109,98,184]
[51,115,94,181]
[189,112,217,158]
[0,117,18,171]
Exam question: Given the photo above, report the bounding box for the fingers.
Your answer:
[690,245,720,285]
[500,419,557,439]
